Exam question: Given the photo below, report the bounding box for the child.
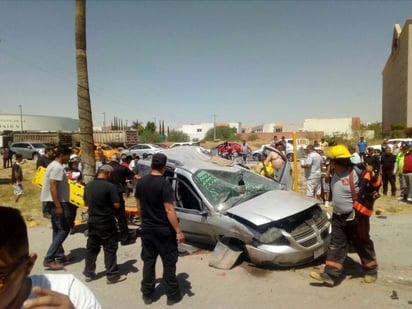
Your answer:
[11,153,24,202]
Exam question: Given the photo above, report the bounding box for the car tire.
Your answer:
[286,153,294,162]
[252,153,260,161]
[32,153,39,161]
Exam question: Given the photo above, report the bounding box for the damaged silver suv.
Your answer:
[137,146,330,269]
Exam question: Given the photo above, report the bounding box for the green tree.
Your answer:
[391,123,406,138]
[138,131,162,143]
[203,126,237,141]
[131,119,144,134]
[145,121,156,132]
[167,130,190,142]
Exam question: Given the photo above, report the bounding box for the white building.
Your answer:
[303,117,361,138]
[179,122,241,141]
[0,113,79,132]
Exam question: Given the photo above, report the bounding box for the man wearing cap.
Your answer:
[108,154,138,245]
[135,153,185,305]
[83,164,126,284]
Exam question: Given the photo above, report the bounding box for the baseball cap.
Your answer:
[152,153,167,166]
[99,164,114,172]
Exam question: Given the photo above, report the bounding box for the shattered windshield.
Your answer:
[193,168,280,212]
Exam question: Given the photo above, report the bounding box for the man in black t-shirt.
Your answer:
[36,146,55,169]
[83,164,126,284]
[135,153,185,305]
[108,154,138,245]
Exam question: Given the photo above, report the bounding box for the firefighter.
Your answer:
[310,144,381,286]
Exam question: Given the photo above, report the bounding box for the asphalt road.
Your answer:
[27,212,412,308]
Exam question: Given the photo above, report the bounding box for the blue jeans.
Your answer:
[44,202,71,262]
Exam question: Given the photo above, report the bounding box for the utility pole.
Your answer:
[18,105,23,132]
[213,114,216,141]
[102,112,106,131]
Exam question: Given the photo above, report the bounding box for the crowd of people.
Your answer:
[3,136,412,305]
[0,145,186,307]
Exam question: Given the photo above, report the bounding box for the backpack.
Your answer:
[349,165,381,216]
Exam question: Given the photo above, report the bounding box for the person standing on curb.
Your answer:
[135,153,185,305]
[240,140,251,164]
[36,145,55,169]
[36,145,55,218]
[380,145,396,196]
[83,164,127,284]
[310,145,381,287]
[300,144,322,200]
[12,153,24,202]
[40,146,72,270]
[108,154,138,245]
[357,136,368,162]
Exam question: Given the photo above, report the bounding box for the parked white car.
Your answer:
[121,143,162,158]
[369,138,412,155]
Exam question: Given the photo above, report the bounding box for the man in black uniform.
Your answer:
[107,154,138,245]
[83,164,126,284]
[135,153,185,305]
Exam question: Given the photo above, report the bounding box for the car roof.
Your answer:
[139,146,244,174]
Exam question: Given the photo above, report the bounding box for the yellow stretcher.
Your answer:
[32,166,87,209]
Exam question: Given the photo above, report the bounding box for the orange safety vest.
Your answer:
[349,169,381,217]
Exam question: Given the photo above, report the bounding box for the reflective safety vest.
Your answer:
[349,168,381,217]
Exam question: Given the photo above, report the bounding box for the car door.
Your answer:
[173,175,217,245]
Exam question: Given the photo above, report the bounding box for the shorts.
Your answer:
[306,178,321,197]
[13,183,24,196]
[321,177,330,193]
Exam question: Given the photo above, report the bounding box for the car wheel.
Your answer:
[287,153,294,162]
[252,153,260,161]
[32,153,39,161]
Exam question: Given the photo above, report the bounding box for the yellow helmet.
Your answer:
[327,145,351,159]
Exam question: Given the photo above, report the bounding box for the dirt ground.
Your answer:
[27,213,412,308]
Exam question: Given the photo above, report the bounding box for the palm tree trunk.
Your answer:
[75,0,95,183]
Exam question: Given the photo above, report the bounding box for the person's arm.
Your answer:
[22,286,75,309]
[135,197,141,214]
[50,179,63,216]
[164,202,185,244]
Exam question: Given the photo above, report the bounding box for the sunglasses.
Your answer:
[0,254,29,289]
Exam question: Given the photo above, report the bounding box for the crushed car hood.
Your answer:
[226,190,318,226]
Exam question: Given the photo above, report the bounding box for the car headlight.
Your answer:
[258,227,284,244]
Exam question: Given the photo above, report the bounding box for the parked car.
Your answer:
[251,138,308,162]
[121,143,162,158]
[136,146,330,268]
[10,142,46,160]
[169,142,200,148]
[94,143,120,161]
[370,138,412,155]
[210,142,242,160]
[154,143,169,149]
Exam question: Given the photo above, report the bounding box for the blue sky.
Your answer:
[1,1,411,130]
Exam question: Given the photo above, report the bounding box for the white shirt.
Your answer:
[40,160,69,202]
[28,274,101,309]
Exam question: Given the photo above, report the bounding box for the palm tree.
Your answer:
[75,0,95,183]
